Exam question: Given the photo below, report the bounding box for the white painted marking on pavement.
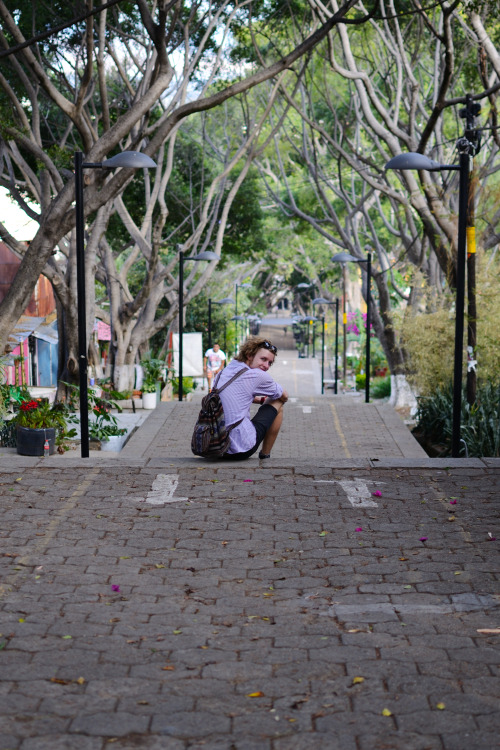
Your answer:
[315,478,385,507]
[144,474,188,505]
[302,406,312,414]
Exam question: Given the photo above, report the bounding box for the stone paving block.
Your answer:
[150,710,230,737]
[20,737,103,750]
[357,732,444,750]
[70,711,150,736]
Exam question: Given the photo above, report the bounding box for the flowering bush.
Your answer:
[89,396,126,442]
[14,399,77,440]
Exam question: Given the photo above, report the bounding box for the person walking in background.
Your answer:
[217,336,288,460]
[204,343,226,391]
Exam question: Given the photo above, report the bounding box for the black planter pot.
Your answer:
[16,425,56,456]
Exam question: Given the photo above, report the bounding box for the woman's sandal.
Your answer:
[258,452,271,460]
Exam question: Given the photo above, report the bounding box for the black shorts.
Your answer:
[222,404,278,461]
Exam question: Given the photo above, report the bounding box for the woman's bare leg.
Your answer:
[260,400,284,455]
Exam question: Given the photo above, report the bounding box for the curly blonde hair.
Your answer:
[235,336,278,365]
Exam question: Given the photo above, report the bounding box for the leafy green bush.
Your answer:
[171,376,197,395]
[109,390,132,400]
[355,373,366,391]
[371,375,391,399]
[413,381,500,457]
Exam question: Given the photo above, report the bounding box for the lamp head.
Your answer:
[384,152,449,172]
[332,252,359,263]
[102,151,157,169]
[312,297,331,305]
[215,297,234,305]
[186,250,219,261]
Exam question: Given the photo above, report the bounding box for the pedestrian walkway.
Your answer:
[0,348,499,750]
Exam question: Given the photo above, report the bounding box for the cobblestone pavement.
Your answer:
[0,460,499,750]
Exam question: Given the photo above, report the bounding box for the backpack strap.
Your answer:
[212,367,247,393]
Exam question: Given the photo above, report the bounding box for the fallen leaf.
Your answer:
[155,564,165,569]
[162,665,175,671]
[247,691,265,697]
[111,585,120,592]
[62,635,72,640]
[319,531,328,537]
[382,708,393,717]
[449,500,457,505]
[448,516,455,522]
[454,571,462,576]
[352,676,365,684]
[436,702,446,710]
[399,557,408,561]
[173,629,182,635]
[76,677,85,685]
[15,478,22,482]
[50,677,70,685]
[476,628,500,634]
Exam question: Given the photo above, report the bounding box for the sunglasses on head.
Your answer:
[262,340,278,354]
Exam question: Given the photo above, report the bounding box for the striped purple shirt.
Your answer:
[217,359,283,454]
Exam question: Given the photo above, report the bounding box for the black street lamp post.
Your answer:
[75,150,156,458]
[312,297,333,392]
[213,297,234,353]
[385,146,473,457]
[332,252,372,403]
[234,283,252,353]
[334,298,339,394]
[178,249,219,402]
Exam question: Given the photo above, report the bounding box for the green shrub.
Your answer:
[355,373,366,391]
[171,376,197,395]
[109,390,132,400]
[413,381,500,457]
[371,375,391,399]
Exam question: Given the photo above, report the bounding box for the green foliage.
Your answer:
[371,376,391,399]
[140,354,167,392]
[355,373,366,391]
[400,303,456,397]
[108,390,133,400]
[12,398,77,442]
[413,381,500,457]
[89,400,127,442]
[171,377,197,396]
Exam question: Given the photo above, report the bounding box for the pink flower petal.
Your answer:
[111,585,120,592]
[449,500,457,505]
[243,479,253,482]
[355,527,363,532]
[419,537,428,542]
[372,490,382,497]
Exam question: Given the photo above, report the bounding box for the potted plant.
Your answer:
[140,353,167,409]
[141,376,158,409]
[89,397,127,451]
[13,399,77,456]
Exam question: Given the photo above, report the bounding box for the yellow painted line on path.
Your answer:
[330,402,351,458]
[0,468,101,601]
